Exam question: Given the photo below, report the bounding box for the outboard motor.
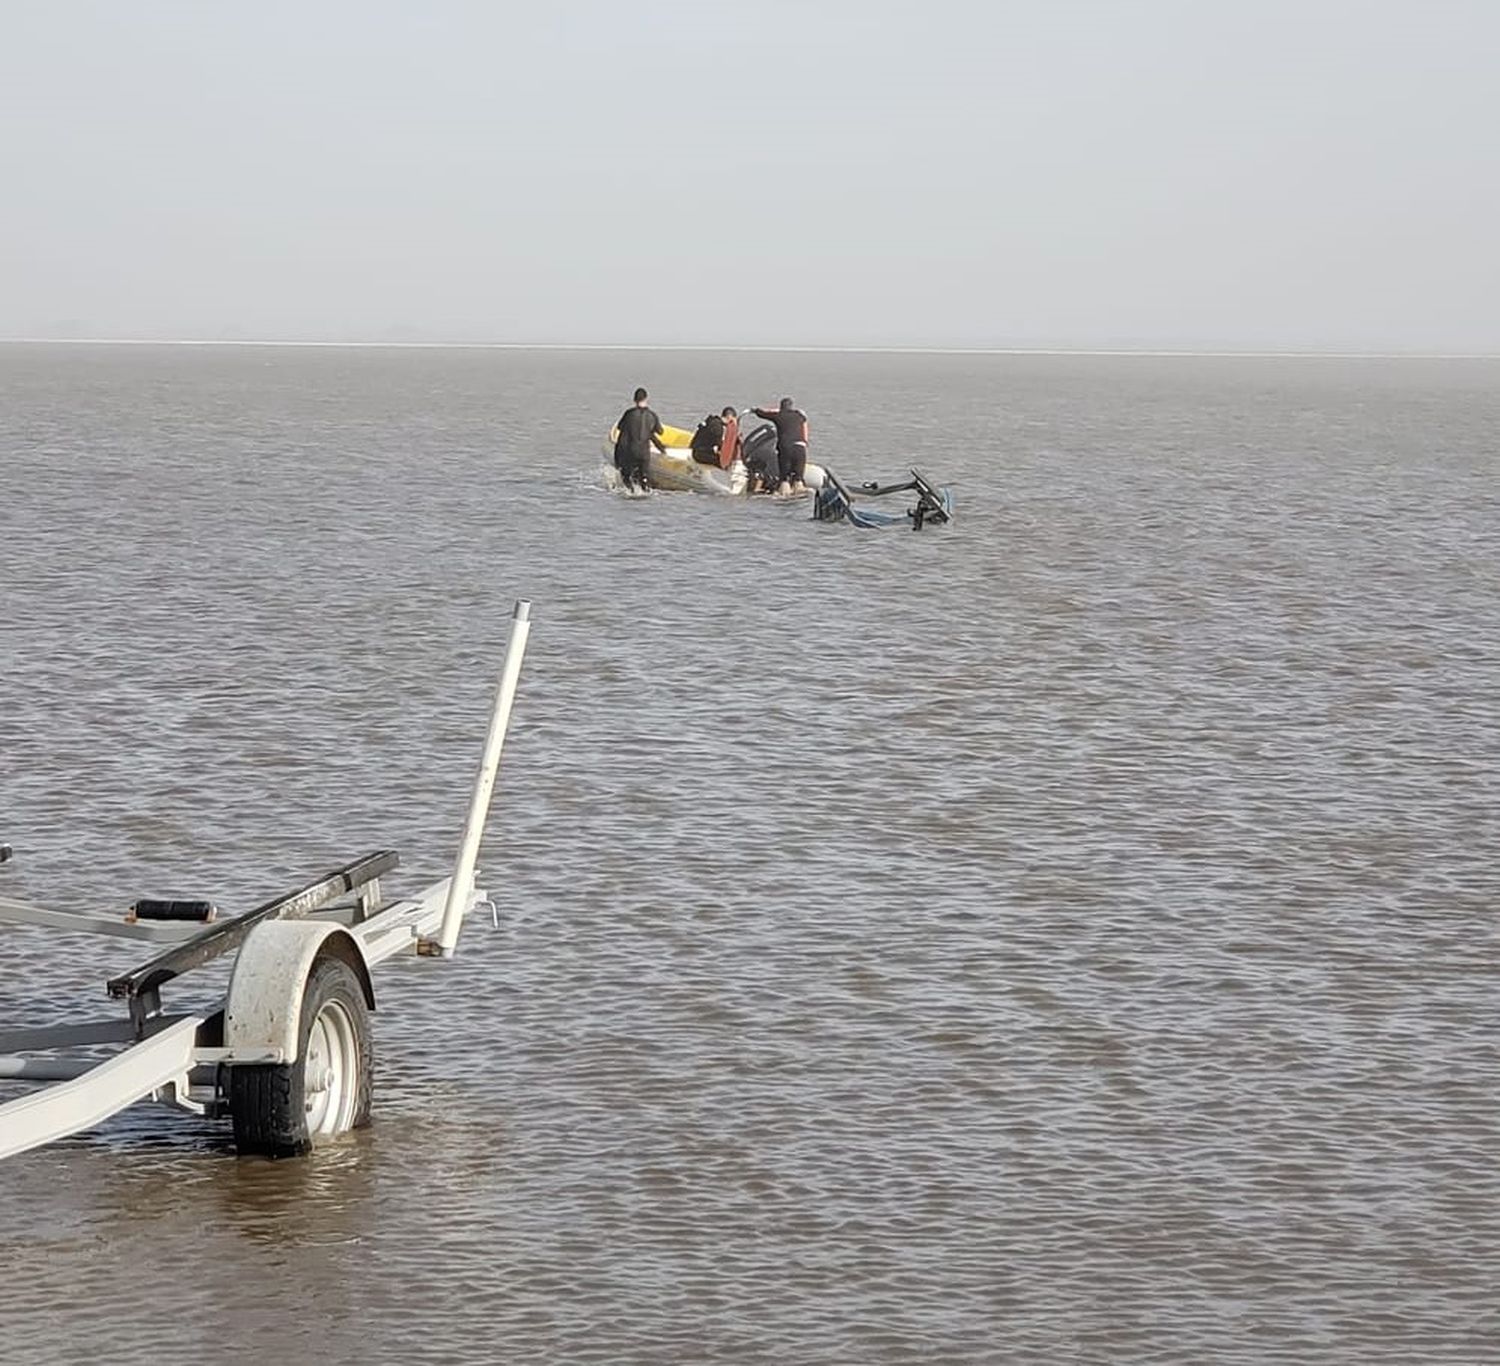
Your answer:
[740,423,781,491]
[741,423,778,464]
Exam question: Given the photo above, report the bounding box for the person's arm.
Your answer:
[753,407,776,420]
[650,414,667,454]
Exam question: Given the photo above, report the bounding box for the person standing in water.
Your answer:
[614,387,666,491]
[752,397,810,489]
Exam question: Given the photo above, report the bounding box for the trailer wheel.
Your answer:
[230,953,373,1158]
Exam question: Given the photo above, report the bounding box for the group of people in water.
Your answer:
[612,388,810,495]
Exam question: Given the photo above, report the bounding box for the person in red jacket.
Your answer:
[717,407,741,470]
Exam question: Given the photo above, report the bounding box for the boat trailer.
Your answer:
[813,468,953,529]
[0,601,532,1162]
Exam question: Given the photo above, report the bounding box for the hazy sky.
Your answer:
[3,0,1497,349]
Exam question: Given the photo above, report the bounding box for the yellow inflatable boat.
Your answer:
[602,420,827,496]
[603,423,747,495]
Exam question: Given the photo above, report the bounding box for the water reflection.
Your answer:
[205,1133,379,1248]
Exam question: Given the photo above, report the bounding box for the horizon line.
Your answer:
[3,337,1499,361]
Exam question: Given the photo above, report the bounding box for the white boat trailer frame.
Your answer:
[0,602,532,1162]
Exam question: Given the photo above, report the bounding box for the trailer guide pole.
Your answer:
[436,599,532,957]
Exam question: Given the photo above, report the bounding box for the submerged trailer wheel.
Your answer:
[230,954,373,1158]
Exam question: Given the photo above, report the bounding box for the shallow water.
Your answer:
[1,344,1497,1363]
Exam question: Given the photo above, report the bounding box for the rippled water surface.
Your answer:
[1,344,1497,1363]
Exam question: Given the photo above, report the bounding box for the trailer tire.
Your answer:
[230,954,373,1158]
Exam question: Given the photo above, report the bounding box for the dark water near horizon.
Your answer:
[1,344,1497,1364]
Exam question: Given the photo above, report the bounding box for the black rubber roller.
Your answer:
[130,898,217,922]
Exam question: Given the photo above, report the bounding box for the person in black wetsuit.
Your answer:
[690,412,725,465]
[752,397,810,489]
[614,387,667,491]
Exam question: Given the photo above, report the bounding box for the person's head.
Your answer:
[633,387,649,405]
[779,396,794,411]
[721,406,737,420]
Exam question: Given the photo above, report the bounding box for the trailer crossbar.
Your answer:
[0,1015,194,1053]
[0,1016,204,1161]
[106,850,399,1001]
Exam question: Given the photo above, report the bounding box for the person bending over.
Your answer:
[688,406,744,469]
[690,411,725,465]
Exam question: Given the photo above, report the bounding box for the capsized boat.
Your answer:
[603,421,826,496]
[812,469,954,529]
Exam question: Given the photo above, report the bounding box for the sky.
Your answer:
[2,0,1497,350]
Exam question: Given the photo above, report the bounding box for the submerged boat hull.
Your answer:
[813,469,954,530]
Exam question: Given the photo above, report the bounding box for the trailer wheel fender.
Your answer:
[225,921,374,1065]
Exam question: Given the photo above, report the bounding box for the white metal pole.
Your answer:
[436,600,532,956]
